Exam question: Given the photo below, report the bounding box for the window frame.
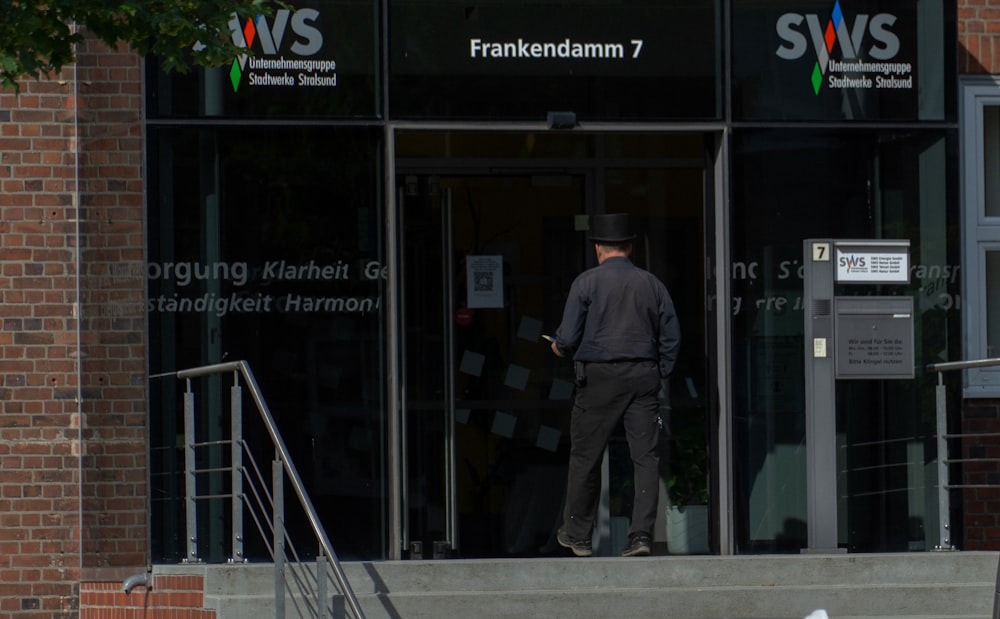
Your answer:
[960,76,1000,395]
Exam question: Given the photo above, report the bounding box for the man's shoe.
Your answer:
[557,529,593,557]
[621,532,652,557]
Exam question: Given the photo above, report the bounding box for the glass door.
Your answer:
[399,173,588,558]
[395,131,713,559]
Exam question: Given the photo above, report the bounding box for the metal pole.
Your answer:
[184,382,200,562]
[935,375,953,550]
[176,361,367,618]
[802,239,841,553]
[231,375,245,562]
[924,357,1000,552]
[713,130,734,555]
[317,550,328,619]
[443,187,458,554]
[274,458,285,619]
[386,131,405,562]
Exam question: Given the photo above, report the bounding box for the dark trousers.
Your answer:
[562,360,661,541]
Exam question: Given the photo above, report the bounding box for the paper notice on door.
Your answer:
[467,255,503,308]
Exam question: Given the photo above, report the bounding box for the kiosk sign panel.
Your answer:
[835,243,909,283]
[834,297,914,380]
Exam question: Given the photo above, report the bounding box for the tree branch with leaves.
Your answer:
[0,0,284,90]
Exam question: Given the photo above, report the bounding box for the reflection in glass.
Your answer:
[732,129,959,552]
[147,126,386,561]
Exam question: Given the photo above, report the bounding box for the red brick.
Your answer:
[2,31,146,619]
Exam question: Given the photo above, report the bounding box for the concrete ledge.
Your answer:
[154,552,1000,619]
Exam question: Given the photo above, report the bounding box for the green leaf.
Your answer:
[0,0,286,90]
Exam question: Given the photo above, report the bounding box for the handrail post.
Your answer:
[934,372,953,550]
[924,357,1000,552]
[171,360,367,618]
[274,458,285,619]
[183,380,200,563]
[235,361,367,619]
[317,550,329,619]
[231,372,245,563]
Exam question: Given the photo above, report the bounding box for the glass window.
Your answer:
[732,129,959,552]
[731,0,956,122]
[984,107,1000,218]
[147,0,379,119]
[389,0,721,120]
[961,77,1000,394]
[987,250,1000,359]
[146,126,386,561]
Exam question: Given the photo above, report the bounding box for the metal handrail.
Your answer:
[169,360,366,619]
[925,357,1000,551]
[926,357,1000,374]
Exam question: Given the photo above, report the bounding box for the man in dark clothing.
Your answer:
[549,213,681,557]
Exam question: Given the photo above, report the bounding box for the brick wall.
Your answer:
[961,399,1000,550]
[75,34,148,573]
[0,32,146,619]
[80,573,215,619]
[958,1,1000,552]
[960,0,1000,73]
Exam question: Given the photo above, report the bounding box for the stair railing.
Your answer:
[163,360,366,619]
[926,357,1000,552]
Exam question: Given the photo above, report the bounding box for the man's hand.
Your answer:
[550,341,564,357]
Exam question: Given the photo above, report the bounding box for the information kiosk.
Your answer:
[802,239,914,553]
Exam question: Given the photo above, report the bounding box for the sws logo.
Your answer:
[775,1,899,95]
[839,255,866,271]
[228,9,324,91]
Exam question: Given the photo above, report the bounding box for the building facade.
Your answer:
[3,0,1000,617]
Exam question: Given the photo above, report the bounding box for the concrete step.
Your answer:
[157,551,999,619]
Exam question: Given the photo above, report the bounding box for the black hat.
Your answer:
[589,213,636,243]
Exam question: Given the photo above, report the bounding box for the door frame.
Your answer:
[394,169,594,559]
[384,124,732,559]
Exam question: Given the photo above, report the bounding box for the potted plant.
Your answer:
[663,420,710,554]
